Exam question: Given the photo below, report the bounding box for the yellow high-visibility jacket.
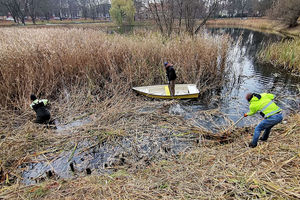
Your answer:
[30,99,49,109]
[247,93,281,118]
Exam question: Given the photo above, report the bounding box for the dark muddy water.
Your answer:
[22,28,300,185]
[22,115,199,185]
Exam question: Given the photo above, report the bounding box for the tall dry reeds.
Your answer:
[0,28,229,110]
[207,18,279,30]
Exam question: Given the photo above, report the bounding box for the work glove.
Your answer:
[244,113,248,117]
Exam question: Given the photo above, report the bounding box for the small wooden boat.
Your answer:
[132,84,199,99]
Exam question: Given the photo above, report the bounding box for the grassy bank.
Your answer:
[207,18,277,30]
[1,113,299,199]
[207,17,300,37]
[0,19,111,27]
[258,38,300,73]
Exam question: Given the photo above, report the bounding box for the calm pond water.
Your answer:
[22,27,300,184]
[180,27,300,131]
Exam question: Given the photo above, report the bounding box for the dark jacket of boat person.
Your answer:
[164,62,177,96]
[244,93,283,148]
[30,94,51,124]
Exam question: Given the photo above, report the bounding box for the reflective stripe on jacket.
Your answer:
[30,99,49,109]
[246,93,281,118]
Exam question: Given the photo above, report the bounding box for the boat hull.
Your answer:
[132,84,199,99]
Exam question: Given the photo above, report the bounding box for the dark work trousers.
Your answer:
[168,80,175,96]
[34,108,51,124]
[252,113,283,145]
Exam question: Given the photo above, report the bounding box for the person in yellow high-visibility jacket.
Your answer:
[244,93,283,148]
[30,94,51,124]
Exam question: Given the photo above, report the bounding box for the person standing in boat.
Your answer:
[30,94,51,124]
[244,92,283,148]
[164,62,177,96]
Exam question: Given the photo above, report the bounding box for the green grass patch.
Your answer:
[26,185,49,199]
[258,38,300,73]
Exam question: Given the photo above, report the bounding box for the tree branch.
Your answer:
[194,1,218,34]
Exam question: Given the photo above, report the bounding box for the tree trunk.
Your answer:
[160,1,169,35]
[32,15,36,24]
[177,0,183,34]
[148,1,164,34]
[195,2,217,35]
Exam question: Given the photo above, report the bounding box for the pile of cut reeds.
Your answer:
[1,113,298,199]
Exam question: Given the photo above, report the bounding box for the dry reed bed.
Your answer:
[0,25,298,200]
[1,113,299,199]
[207,17,300,37]
[0,89,232,188]
[0,28,230,189]
[207,18,279,30]
[0,28,229,110]
[0,92,142,181]
[258,38,300,73]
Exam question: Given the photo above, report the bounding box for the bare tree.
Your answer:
[194,0,219,34]
[148,0,221,36]
[57,0,67,20]
[268,0,300,27]
[25,0,39,24]
[148,0,165,34]
[252,0,274,16]
[239,0,248,16]
[176,0,212,35]
[84,0,108,20]
[0,1,8,16]
[184,0,202,35]
[162,0,175,36]
[79,0,89,19]
[38,0,54,20]
[175,0,184,33]
[0,0,26,24]
[225,0,236,17]
[88,0,98,20]
[134,0,144,20]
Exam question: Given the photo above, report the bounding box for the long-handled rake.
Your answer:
[219,116,245,136]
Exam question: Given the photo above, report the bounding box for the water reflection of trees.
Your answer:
[209,28,299,90]
[206,27,299,116]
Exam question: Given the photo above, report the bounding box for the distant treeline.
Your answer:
[0,0,111,24]
[0,0,299,29]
